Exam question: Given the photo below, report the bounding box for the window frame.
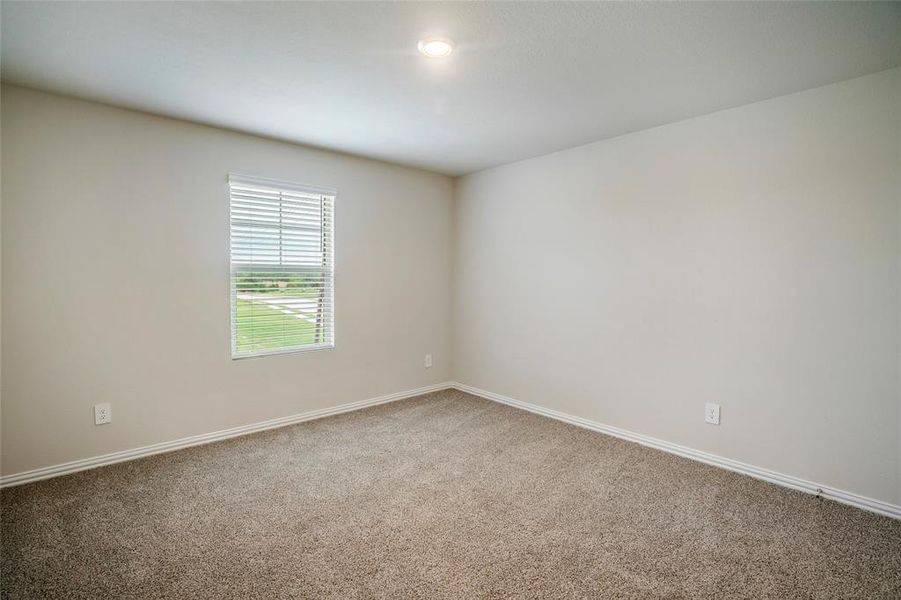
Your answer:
[227,173,336,360]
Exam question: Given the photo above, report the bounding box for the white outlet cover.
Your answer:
[424,354,433,368]
[704,402,720,425]
[94,402,112,425]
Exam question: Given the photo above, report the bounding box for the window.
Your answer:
[229,174,335,358]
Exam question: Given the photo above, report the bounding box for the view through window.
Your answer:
[229,175,335,358]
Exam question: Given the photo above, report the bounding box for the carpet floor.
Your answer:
[2,389,900,599]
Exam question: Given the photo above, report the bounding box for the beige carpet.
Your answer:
[2,389,900,599]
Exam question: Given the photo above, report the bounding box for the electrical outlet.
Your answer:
[94,403,112,425]
[424,354,433,368]
[704,402,720,425]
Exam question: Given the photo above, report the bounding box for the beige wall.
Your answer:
[1,85,454,476]
[454,69,901,505]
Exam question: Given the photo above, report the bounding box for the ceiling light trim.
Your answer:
[417,36,455,58]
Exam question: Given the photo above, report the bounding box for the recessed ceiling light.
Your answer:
[417,37,455,58]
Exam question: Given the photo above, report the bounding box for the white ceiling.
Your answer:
[2,2,900,175]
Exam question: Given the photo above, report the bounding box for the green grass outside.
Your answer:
[235,299,320,352]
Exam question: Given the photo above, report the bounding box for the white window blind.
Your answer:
[229,174,335,358]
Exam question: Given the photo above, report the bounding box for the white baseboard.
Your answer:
[0,381,454,489]
[451,382,901,520]
[6,380,899,520]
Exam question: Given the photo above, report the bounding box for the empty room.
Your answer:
[1,1,900,598]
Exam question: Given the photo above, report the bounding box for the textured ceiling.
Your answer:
[2,2,900,175]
